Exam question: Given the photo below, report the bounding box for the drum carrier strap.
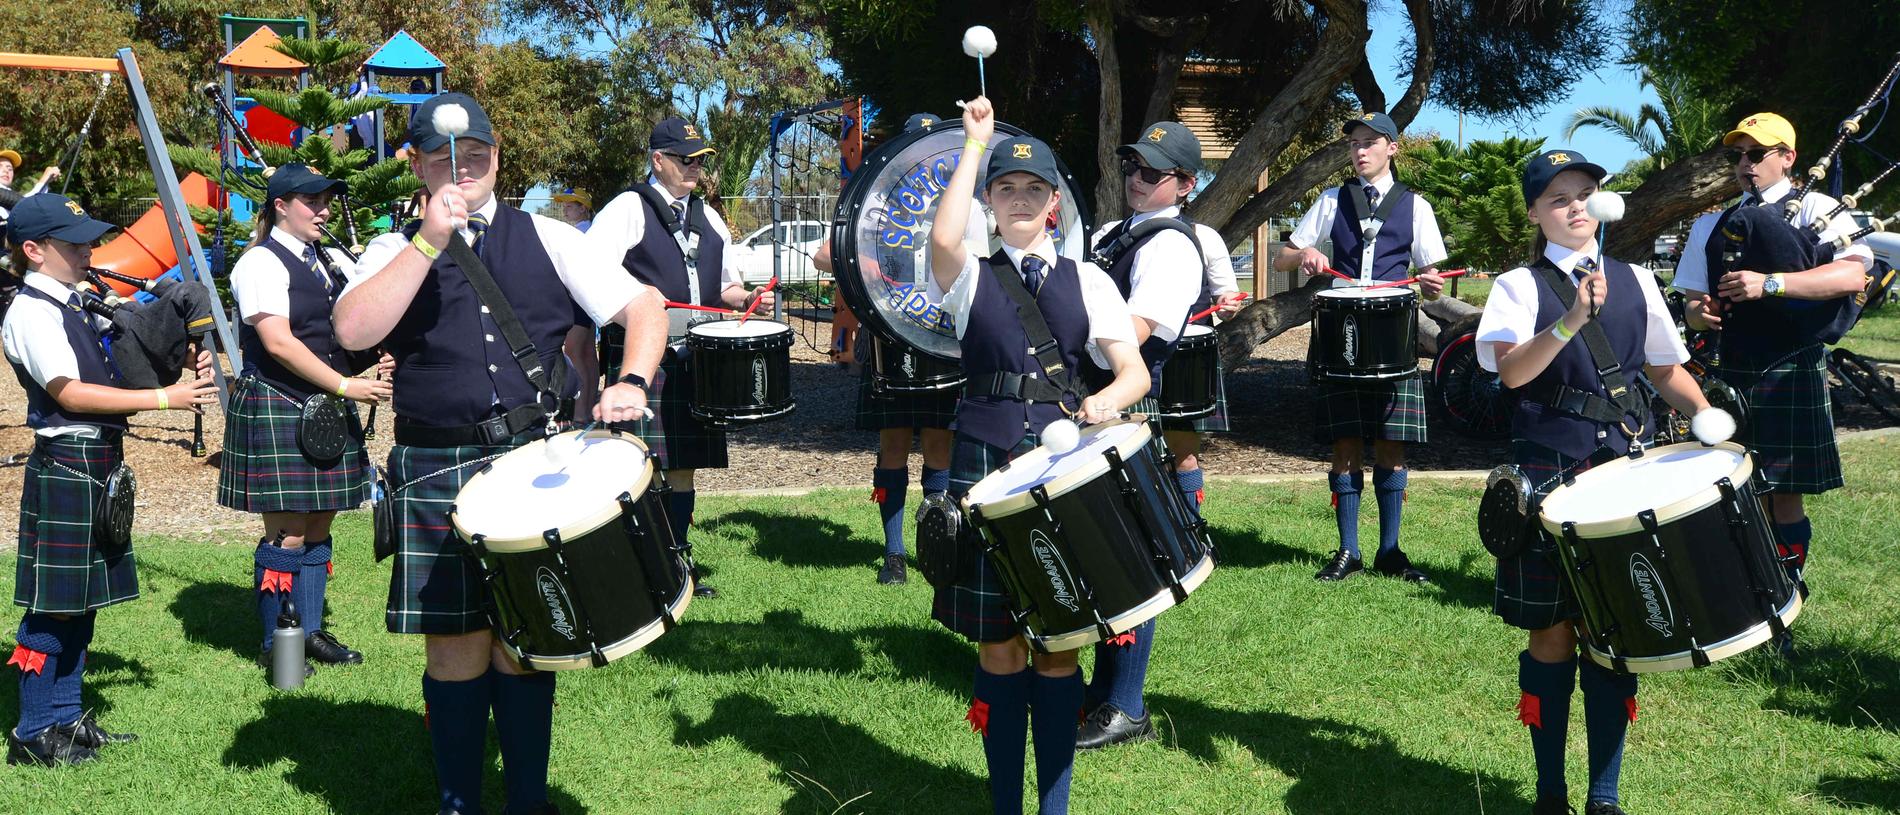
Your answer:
[963,254,1086,407]
[1343,182,1409,239]
[1091,217,1204,271]
[443,231,567,436]
[629,184,706,305]
[1520,261,1651,434]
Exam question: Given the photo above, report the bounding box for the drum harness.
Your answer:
[629,184,710,341]
[1340,181,1410,283]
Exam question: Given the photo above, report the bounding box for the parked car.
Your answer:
[730,220,828,284]
[1653,233,1683,265]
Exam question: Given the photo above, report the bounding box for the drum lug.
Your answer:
[467,532,488,559]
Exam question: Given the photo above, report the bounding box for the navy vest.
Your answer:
[1089,222,1188,394]
[8,285,128,431]
[390,204,578,426]
[1703,203,1840,368]
[958,251,1091,450]
[1329,184,1417,282]
[619,185,726,308]
[238,241,352,400]
[1511,256,1650,459]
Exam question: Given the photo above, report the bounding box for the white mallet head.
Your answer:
[1691,407,1737,446]
[432,103,471,139]
[962,26,998,58]
[1041,418,1081,455]
[543,432,578,469]
[1585,189,1626,223]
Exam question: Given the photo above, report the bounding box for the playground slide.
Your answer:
[91,172,214,297]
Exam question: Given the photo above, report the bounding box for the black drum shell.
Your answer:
[1307,289,1419,383]
[872,333,964,394]
[687,320,797,426]
[1157,327,1220,419]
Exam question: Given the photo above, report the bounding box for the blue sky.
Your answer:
[1366,3,1660,173]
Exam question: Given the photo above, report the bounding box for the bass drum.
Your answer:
[831,120,1093,362]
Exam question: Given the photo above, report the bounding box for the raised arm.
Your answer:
[930,97,995,293]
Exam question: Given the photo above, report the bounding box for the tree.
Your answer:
[1562,66,1732,189]
[1400,136,1546,274]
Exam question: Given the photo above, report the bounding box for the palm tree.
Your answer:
[1563,66,1732,184]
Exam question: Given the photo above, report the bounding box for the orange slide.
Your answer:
[91,172,214,296]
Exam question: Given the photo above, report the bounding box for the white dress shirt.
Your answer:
[1087,205,1202,341]
[1288,172,1450,285]
[1476,242,1689,372]
[232,226,355,323]
[2,271,116,436]
[941,237,1137,369]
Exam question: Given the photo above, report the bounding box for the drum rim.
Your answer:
[450,428,656,552]
[1314,286,1418,301]
[502,572,695,671]
[1023,553,1215,652]
[961,417,1155,517]
[1537,441,1753,539]
[688,318,793,339]
[1582,590,1801,674]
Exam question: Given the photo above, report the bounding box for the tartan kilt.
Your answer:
[618,347,728,471]
[382,435,533,635]
[932,432,1039,643]
[14,434,139,614]
[854,363,959,431]
[1716,345,1843,495]
[1312,375,1429,443]
[217,376,371,513]
[1493,440,1607,631]
[1158,355,1232,433]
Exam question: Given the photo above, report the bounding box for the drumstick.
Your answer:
[664,301,738,314]
[1186,293,1249,324]
[1319,266,1357,283]
[1367,270,1468,290]
[739,276,778,325]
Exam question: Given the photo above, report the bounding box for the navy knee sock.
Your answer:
[1330,471,1363,558]
[254,540,305,653]
[1776,518,1812,584]
[1579,658,1638,806]
[1518,650,1577,802]
[51,613,95,729]
[1030,670,1084,815]
[921,466,949,498]
[1088,620,1156,719]
[1175,468,1205,522]
[297,538,333,634]
[11,614,76,739]
[873,467,909,557]
[667,489,697,563]
[423,673,491,814]
[1373,467,1407,560]
[490,669,557,813]
[971,666,1031,815]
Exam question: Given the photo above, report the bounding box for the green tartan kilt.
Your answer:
[616,347,728,471]
[381,435,539,635]
[1492,441,1608,631]
[1716,345,1843,495]
[1312,375,1429,444]
[930,432,1038,643]
[217,376,371,513]
[14,433,139,614]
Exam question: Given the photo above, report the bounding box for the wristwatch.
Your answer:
[1763,273,1786,297]
[617,373,650,392]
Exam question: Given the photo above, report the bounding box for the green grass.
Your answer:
[2,437,1898,813]
[1840,304,1900,363]
[1450,275,1494,308]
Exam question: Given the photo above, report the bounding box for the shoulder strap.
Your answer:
[984,253,1083,405]
[629,183,704,239]
[1092,216,1204,270]
[1343,182,1409,236]
[1528,260,1647,423]
[441,229,566,410]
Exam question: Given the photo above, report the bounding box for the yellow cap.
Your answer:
[0,149,20,168]
[551,188,591,208]
[1724,112,1797,150]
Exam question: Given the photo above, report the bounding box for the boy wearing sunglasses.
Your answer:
[1674,113,1874,622]
[587,116,776,602]
[1276,112,1448,585]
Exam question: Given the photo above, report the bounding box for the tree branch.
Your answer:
[1089,0,1126,219]
[1606,146,1738,260]
[1140,15,1208,128]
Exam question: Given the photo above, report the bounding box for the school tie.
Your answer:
[669,200,687,232]
[1574,255,1599,279]
[466,213,489,253]
[1363,184,1380,209]
[302,244,337,297]
[1021,255,1048,297]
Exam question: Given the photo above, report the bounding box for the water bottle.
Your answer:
[271,595,305,690]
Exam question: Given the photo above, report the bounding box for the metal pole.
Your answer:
[769,113,784,321]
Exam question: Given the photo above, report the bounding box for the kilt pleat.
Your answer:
[217,376,371,513]
[1312,375,1428,443]
[15,434,139,613]
[382,437,528,635]
[620,349,727,471]
[1716,345,1843,494]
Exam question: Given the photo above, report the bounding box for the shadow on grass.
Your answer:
[168,579,258,661]
[701,509,871,569]
[643,610,975,700]
[1413,549,1504,613]
[1204,525,1311,570]
[673,692,988,814]
[1816,768,1900,811]
[0,648,154,725]
[223,695,583,815]
[1729,633,1900,733]
[1147,693,1532,814]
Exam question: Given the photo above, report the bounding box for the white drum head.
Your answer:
[1181,324,1214,338]
[1316,286,1410,300]
[689,319,790,339]
[965,420,1148,509]
[453,430,651,544]
[1541,444,1748,526]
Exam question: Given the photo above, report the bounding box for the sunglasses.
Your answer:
[1726,146,1786,165]
[1120,158,1186,185]
[663,152,710,168]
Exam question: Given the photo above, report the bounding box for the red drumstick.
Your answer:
[1320,266,1357,283]
[739,276,778,325]
[1186,292,1250,324]
[1368,269,1467,290]
[664,301,738,314]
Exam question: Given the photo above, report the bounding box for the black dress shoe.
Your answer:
[1075,703,1155,750]
[1583,802,1626,815]
[1314,549,1363,582]
[1373,551,1431,584]
[6,726,97,767]
[877,554,908,585]
[60,713,137,749]
[693,580,720,599]
[306,630,365,665]
[1531,797,1575,815]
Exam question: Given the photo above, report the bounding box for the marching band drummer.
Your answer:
[332,92,666,815]
[1676,113,1873,609]
[218,163,390,678]
[1476,150,1713,815]
[3,194,217,766]
[585,116,777,601]
[928,96,1149,815]
[1275,112,1448,584]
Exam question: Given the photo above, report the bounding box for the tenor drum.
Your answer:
[450,429,693,671]
[1540,442,1800,674]
[685,318,796,427]
[963,418,1215,652]
[1307,286,1419,383]
[871,332,964,394]
[1157,324,1220,419]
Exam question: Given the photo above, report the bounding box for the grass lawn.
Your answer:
[1840,304,1900,363]
[1,437,1896,814]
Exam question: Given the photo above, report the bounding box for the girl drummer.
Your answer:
[1475,150,1715,815]
[218,163,391,677]
[927,96,1150,815]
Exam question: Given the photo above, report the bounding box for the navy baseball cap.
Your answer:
[7,194,115,246]
[650,117,715,157]
[265,163,347,204]
[985,136,1061,188]
[407,93,496,154]
[1522,149,1609,205]
[903,113,941,133]
[1118,121,1204,174]
[1343,112,1400,141]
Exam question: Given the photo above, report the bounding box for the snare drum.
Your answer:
[1540,442,1800,673]
[963,418,1215,652]
[686,318,796,427]
[872,333,964,394]
[450,429,693,671]
[1307,286,1419,383]
[1157,324,1220,419]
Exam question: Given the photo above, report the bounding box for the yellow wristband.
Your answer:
[1550,320,1576,343]
[336,377,351,397]
[154,388,168,411]
[964,137,988,152]
[411,232,442,260]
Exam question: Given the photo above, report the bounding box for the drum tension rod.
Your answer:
[1717,479,1793,637]
[1030,484,1114,644]
[541,529,611,669]
[1561,522,1622,645]
[618,492,681,629]
[1104,448,1188,600]
[1635,511,1711,670]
